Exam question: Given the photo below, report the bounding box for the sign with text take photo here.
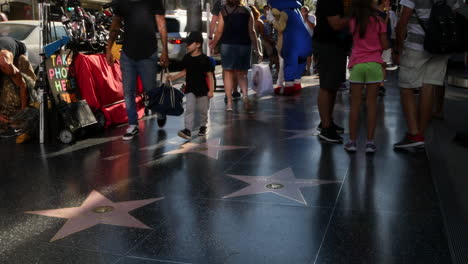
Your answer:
[45,50,78,105]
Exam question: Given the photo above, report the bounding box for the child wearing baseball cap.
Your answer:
[167,31,215,139]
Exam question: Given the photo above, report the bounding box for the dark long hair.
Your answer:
[350,0,378,38]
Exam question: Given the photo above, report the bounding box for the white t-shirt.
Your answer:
[303,15,316,37]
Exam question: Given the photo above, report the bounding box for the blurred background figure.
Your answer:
[210,0,261,111]
[301,5,316,76]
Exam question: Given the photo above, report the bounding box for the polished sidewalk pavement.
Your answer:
[0,72,451,264]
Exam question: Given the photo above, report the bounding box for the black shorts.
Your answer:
[313,40,347,91]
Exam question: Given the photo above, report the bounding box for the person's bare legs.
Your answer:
[236,70,248,96]
[306,56,312,74]
[328,89,337,119]
[348,83,364,141]
[366,83,379,140]
[318,88,337,128]
[419,83,434,134]
[400,87,420,135]
[380,66,387,89]
[433,84,445,118]
[223,69,235,110]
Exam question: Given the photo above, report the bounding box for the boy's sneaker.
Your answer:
[393,133,425,149]
[178,129,191,140]
[365,142,377,153]
[317,122,344,134]
[198,126,208,136]
[319,127,343,143]
[122,125,139,140]
[344,141,357,152]
[157,114,167,128]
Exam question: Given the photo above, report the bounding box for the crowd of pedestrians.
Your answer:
[1,0,466,149]
[102,0,466,154]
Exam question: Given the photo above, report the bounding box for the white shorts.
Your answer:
[398,48,450,89]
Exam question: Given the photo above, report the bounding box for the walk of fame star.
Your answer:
[223,168,340,205]
[282,129,319,139]
[163,138,251,160]
[25,190,163,242]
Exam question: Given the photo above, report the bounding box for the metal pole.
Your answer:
[206,2,211,57]
[38,2,46,144]
[32,0,37,20]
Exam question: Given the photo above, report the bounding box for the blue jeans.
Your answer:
[120,51,158,125]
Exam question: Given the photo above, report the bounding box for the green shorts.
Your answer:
[349,62,383,84]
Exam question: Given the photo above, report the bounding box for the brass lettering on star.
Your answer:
[266,183,284,190]
[92,206,115,213]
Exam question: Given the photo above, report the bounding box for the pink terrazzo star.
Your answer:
[25,190,163,242]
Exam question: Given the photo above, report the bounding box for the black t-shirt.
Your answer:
[314,0,344,43]
[0,36,26,58]
[182,54,214,97]
[221,6,252,45]
[114,0,165,60]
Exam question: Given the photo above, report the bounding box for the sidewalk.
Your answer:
[426,82,468,264]
[0,69,452,264]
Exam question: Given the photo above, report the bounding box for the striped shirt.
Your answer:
[400,0,462,51]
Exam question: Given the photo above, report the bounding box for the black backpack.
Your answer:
[416,0,463,54]
[455,10,468,51]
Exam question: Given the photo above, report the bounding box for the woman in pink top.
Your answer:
[344,0,388,153]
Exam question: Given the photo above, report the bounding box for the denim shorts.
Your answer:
[221,44,251,70]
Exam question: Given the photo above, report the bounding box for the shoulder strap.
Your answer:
[223,5,239,26]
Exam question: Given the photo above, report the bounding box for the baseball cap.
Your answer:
[183,31,204,45]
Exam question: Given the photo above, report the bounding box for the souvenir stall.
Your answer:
[37,0,144,144]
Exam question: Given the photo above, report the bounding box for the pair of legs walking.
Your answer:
[315,40,347,142]
[178,93,210,139]
[223,69,249,111]
[120,51,163,140]
[395,48,449,149]
[345,62,382,153]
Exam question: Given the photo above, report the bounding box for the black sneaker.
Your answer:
[379,86,386,97]
[0,127,23,139]
[178,129,191,140]
[232,91,241,99]
[122,126,139,141]
[157,114,167,128]
[319,127,343,143]
[198,126,208,136]
[317,122,344,134]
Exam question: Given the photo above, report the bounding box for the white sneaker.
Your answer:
[122,125,139,140]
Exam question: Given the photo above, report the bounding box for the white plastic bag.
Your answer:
[250,63,273,95]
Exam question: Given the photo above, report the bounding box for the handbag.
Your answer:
[147,69,185,116]
[250,63,273,95]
